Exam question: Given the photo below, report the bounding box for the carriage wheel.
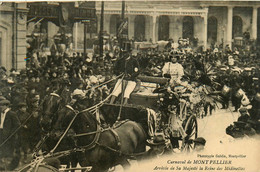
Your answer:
[181,115,198,152]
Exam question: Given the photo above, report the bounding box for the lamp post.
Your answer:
[99,1,104,60]
[119,0,125,56]
[82,20,90,57]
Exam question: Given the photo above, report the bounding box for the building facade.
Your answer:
[0,2,27,71]
[95,1,260,49]
[1,1,260,71]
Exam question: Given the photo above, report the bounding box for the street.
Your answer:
[113,107,260,172]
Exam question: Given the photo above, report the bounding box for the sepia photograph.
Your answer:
[0,0,259,171]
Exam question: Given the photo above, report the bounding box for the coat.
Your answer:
[0,109,20,157]
[114,56,140,81]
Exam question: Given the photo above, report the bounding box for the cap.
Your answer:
[18,102,27,107]
[18,88,29,94]
[232,68,241,74]
[255,92,260,102]
[0,99,10,106]
[0,96,6,101]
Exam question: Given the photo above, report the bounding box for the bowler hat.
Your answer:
[193,137,206,145]
[147,133,166,146]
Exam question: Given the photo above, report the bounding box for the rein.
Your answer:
[43,74,131,156]
[73,119,147,158]
[48,101,105,154]
[73,120,130,138]
[33,93,64,154]
[77,121,101,151]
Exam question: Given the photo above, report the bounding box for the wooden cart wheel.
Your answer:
[181,115,198,152]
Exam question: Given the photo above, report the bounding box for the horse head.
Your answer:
[73,96,94,111]
[40,93,64,132]
[62,109,99,147]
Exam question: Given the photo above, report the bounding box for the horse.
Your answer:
[40,93,64,132]
[60,106,148,172]
[39,89,102,172]
[40,81,72,132]
[38,92,80,171]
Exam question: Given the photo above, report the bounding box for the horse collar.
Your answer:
[109,128,121,149]
[50,93,60,98]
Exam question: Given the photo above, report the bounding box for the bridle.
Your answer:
[63,105,127,153]
[62,105,102,151]
[41,93,63,132]
[47,104,147,159]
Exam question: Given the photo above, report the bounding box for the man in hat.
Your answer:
[0,95,6,101]
[193,137,206,152]
[16,102,31,162]
[110,46,140,105]
[50,35,60,56]
[60,78,72,104]
[145,133,172,159]
[0,99,21,170]
[227,91,260,137]
[0,66,7,80]
[248,92,260,122]
[16,102,29,122]
[0,78,12,101]
[230,69,243,112]
[162,52,184,86]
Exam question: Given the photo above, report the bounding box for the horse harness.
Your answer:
[64,105,145,157]
[75,118,127,156]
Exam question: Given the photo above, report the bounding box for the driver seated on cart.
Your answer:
[110,43,140,105]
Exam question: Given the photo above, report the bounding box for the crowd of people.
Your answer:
[0,32,260,170]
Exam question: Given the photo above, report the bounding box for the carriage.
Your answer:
[16,75,199,172]
[101,75,198,152]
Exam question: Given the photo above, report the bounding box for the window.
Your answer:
[182,16,194,39]
[109,14,121,35]
[158,15,170,41]
[134,15,146,41]
[207,16,218,43]
[232,16,243,38]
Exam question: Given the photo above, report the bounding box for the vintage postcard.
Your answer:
[0,0,259,171]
